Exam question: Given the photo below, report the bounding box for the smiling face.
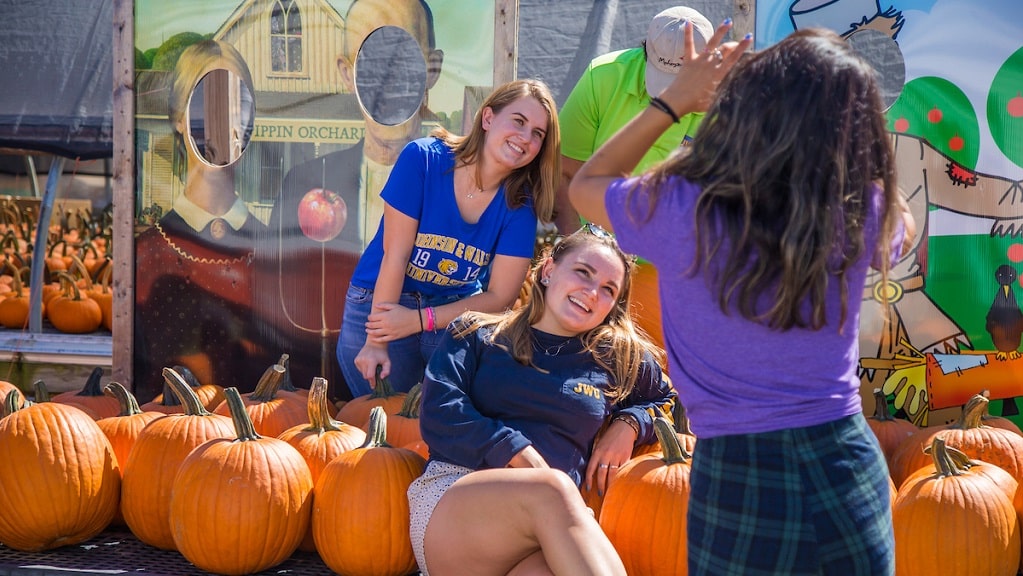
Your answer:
[480,95,549,173]
[534,242,626,336]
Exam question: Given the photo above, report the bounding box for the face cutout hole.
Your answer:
[354,25,428,126]
[846,28,906,110]
[186,67,256,167]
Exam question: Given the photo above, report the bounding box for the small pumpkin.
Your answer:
[120,367,235,550]
[312,406,425,576]
[893,436,1020,576]
[336,366,408,430]
[51,367,120,419]
[170,387,313,575]
[600,417,693,576]
[46,271,102,334]
[278,377,367,552]
[0,389,120,551]
[0,262,35,329]
[213,361,307,437]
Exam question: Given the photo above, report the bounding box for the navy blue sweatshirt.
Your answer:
[420,324,677,486]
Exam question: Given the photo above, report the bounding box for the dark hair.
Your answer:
[455,226,663,401]
[633,28,898,331]
[433,79,561,223]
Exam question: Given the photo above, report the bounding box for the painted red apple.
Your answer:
[297,188,347,242]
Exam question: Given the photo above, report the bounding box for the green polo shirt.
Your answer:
[559,47,704,172]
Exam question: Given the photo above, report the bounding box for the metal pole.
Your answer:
[28,156,65,333]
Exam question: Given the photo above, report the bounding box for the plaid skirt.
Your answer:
[687,413,894,576]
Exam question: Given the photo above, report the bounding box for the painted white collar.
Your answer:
[174,192,249,232]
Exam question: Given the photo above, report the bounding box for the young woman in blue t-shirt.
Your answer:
[338,79,561,397]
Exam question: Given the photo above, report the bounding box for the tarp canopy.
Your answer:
[0,0,114,160]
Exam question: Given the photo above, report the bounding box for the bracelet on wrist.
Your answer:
[417,306,425,333]
[649,96,681,123]
[425,306,436,331]
[612,414,641,437]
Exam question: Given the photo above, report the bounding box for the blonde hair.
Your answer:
[454,226,664,402]
[432,79,561,224]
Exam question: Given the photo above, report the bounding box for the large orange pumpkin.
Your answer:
[96,382,165,478]
[0,391,120,551]
[120,367,235,550]
[891,393,1023,489]
[894,436,1020,576]
[213,361,307,437]
[600,417,692,575]
[277,377,367,552]
[170,387,313,575]
[312,406,425,576]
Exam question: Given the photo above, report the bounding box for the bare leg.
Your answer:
[507,550,554,576]
[422,468,625,576]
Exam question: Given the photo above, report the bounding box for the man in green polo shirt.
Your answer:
[554,6,714,348]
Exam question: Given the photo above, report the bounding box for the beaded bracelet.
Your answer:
[425,306,436,331]
[649,96,681,123]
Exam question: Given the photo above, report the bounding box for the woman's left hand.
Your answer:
[585,420,637,496]
[366,302,420,342]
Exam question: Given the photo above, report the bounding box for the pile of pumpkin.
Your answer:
[4,359,1022,576]
[0,201,113,334]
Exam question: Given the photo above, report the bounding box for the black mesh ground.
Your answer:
[0,530,337,575]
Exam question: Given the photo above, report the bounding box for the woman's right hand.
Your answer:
[507,445,550,469]
[354,341,390,384]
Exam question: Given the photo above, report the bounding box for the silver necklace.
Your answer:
[533,334,573,356]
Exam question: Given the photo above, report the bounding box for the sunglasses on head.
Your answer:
[583,222,614,240]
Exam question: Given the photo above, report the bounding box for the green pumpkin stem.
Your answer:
[103,382,144,417]
[2,389,22,416]
[397,382,423,419]
[75,366,106,397]
[359,405,392,449]
[654,416,692,464]
[32,379,50,402]
[953,393,989,430]
[162,367,212,416]
[277,353,299,393]
[223,387,261,442]
[371,364,399,399]
[926,436,971,478]
[303,377,346,432]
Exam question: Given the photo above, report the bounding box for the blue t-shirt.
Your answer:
[351,137,538,297]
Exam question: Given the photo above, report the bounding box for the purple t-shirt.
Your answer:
[606,176,902,438]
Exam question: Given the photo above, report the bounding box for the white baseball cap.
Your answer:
[644,6,715,97]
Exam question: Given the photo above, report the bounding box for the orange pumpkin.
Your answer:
[894,436,1020,576]
[865,387,917,471]
[51,367,120,420]
[0,379,24,409]
[0,263,35,329]
[0,391,120,551]
[212,361,307,437]
[96,382,165,478]
[170,387,313,575]
[387,381,425,449]
[312,406,425,576]
[891,393,1023,489]
[336,366,407,430]
[600,417,692,576]
[278,377,367,552]
[46,271,101,334]
[120,367,235,550]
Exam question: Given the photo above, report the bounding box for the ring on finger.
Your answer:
[609,464,619,469]
[712,48,723,62]
[599,463,609,468]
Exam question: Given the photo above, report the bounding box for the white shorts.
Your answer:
[407,460,474,576]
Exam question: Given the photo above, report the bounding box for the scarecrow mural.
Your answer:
[758,0,1023,426]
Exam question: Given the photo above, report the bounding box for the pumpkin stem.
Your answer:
[871,388,899,422]
[172,365,202,389]
[396,382,423,419]
[249,362,287,402]
[103,382,144,417]
[2,389,22,416]
[370,364,400,399]
[32,379,50,402]
[654,416,692,464]
[223,386,261,442]
[952,393,989,430]
[303,377,346,432]
[76,366,106,397]
[163,367,212,416]
[68,254,95,291]
[359,405,392,449]
[925,435,972,478]
[277,353,300,393]
[671,401,695,436]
